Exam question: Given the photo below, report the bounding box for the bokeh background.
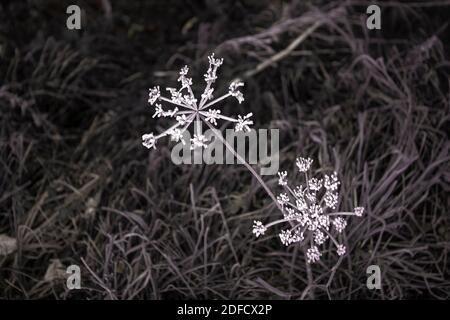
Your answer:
[1,0,449,299]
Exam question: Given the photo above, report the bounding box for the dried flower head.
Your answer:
[278,171,288,186]
[252,156,364,263]
[354,207,365,217]
[142,54,252,149]
[296,157,313,172]
[306,246,322,263]
[252,221,267,237]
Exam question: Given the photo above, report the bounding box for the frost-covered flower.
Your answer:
[235,113,253,132]
[324,191,338,209]
[305,191,316,203]
[204,109,221,125]
[317,214,330,229]
[142,54,253,150]
[176,114,188,126]
[279,229,304,246]
[283,207,297,220]
[142,133,156,149]
[190,134,208,150]
[148,86,161,105]
[278,171,288,186]
[204,53,223,83]
[308,178,323,191]
[277,193,290,207]
[178,65,193,90]
[201,88,214,101]
[252,221,267,237]
[314,230,327,245]
[296,197,308,212]
[229,80,244,103]
[251,156,364,263]
[153,103,178,118]
[332,217,347,233]
[306,246,322,263]
[168,128,185,144]
[279,229,292,246]
[324,172,340,191]
[152,104,164,118]
[354,207,365,217]
[309,203,323,217]
[296,157,313,172]
[336,244,346,256]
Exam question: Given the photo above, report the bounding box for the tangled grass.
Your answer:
[1,0,449,299]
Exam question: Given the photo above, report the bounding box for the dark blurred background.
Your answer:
[1,0,449,299]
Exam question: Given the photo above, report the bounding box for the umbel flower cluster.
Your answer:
[142,54,253,150]
[252,157,364,263]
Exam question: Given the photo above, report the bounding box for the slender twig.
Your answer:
[243,21,322,79]
[203,121,283,213]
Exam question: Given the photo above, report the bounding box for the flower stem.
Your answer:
[200,93,231,110]
[203,121,283,213]
[326,212,356,216]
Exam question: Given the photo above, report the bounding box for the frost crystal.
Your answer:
[277,193,290,207]
[279,229,304,246]
[278,171,288,186]
[306,246,322,263]
[142,133,156,149]
[354,207,365,217]
[229,81,244,103]
[235,113,253,132]
[204,109,221,125]
[190,134,208,150]
[308,177,323,191]
[324,172,340,191]
[296,157,313,172]
[324,191,338,209]
[252,221,267,237]
[336,244,346,256]
[332,217,347,233]
[148,86,161,105]
[168,128,184,144]
[314,230,327,245]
